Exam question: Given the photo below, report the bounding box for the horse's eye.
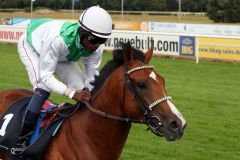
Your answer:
[136,81,147,89]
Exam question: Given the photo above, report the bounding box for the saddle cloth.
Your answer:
[0,96,76,160]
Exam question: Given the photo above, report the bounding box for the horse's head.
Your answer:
[119,43,187,141]
[92,42,186,141]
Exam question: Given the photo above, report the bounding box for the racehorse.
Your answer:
[0,43,186,160]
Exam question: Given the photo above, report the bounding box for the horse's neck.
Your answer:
[63,84,131,159]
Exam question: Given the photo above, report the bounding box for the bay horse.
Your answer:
[0,43,186,160]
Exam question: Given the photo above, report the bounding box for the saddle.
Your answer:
[0,96,79,160]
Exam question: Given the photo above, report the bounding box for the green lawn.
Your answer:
[1,44,240,159]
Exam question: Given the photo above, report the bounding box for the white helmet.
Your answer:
[79,6,112,38]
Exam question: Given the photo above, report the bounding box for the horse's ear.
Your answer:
[144,45,153,64]
[122,42,134,63]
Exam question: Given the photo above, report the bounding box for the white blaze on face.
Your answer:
[167,100,186,127]
[149,71,158,83]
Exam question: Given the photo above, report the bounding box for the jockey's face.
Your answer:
[79,28,106,52]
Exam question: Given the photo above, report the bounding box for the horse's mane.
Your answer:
[91,45,145,94]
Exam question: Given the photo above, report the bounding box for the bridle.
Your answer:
[83,64,172,133]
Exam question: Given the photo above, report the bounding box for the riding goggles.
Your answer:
[87,34,107,45]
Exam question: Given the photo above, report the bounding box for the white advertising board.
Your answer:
[0,25,27,43]
[148,22,240,37]
[0,26,180,56]
[106,30,179,55]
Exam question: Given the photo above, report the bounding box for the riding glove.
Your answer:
[72,88,91,102]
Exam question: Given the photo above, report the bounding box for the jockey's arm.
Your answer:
[39,36,75,98]
[81,45,103,91]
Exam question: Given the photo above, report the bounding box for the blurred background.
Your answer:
[0,1,240,160]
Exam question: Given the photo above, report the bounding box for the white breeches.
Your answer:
[18,33,84,93]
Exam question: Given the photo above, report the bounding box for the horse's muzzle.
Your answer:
[147,116,187,141]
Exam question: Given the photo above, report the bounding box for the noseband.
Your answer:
[83,64,172,129]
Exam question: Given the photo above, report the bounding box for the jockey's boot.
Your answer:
[20,122,35,137]
[16,126,34,148]
[16,88,50,148]
[16,111,38,148]
[16,123,34,147]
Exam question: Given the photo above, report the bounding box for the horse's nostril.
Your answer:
[169,121,180,131]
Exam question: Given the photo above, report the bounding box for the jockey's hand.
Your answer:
[72,89,91,102]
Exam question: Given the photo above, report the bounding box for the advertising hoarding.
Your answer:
[113,21,148,31]
[180,36,195,57]
[198,37,240,61]
[0,25,27,43]
[149,22,240,37]
[105,31,179,55]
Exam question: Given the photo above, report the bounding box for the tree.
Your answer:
[148,0,165,11]
[125,0,165,11]
[102,0,121,10]
[2,0,28,8]
[182,0,208,12]
[165,0,178,11]
[207,0,240,22]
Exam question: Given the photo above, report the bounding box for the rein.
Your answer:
[82,101,146,124]
[55,103,81,118]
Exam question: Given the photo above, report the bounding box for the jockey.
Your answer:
[17,6,112,145]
